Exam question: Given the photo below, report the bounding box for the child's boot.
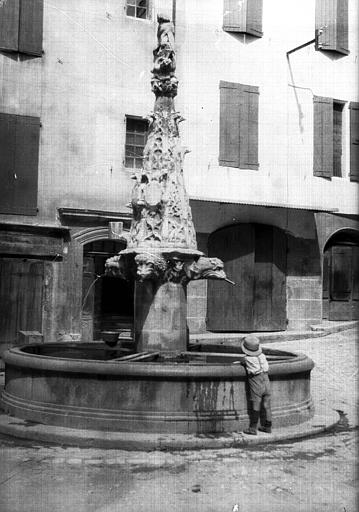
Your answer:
[243,410,259,435]
[258,420,272,434]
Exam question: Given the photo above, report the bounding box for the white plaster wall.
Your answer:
[0,0,357,227]
[177,0,359,215]
[0,0,170,225]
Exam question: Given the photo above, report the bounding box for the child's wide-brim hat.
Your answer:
[241,335,262,356]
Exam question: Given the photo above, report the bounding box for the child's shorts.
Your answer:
[248,372,271,407]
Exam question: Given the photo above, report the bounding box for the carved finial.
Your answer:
[151,14,177,98]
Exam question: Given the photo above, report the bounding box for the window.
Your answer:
[0,0,43,56]
[219,81,259,169]
[0,113,40,215]
[125,117,148,169]
[315,0,349,55]
[349,102,359,182]
[313,97,346,178]
[126,0,149,20]
[223,0,263,38]
[333,102,344,177]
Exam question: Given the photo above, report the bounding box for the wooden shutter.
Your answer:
[219,81,241,167]
[0,113,40,215]
[315,0,349,55]
[219,81,259,169]
[239,84,259,169]
[223,0,263,37]
[246,0,263,37]
[352,246,359,301]
[19,0,44,56]
[0,0,43,55]
[14,115,40,214]
[0,259,44,349]
[313,96,333,178]
[349,102,359,182]
[0,0,20,52]
[0,114,17,213]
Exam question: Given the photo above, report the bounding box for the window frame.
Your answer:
[349,102,359,182]
[125,0,151,21]
[124,115,149,170]
[332,100,345,178]
[313,96,347,179]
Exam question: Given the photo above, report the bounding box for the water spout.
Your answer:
[81,273,104,311]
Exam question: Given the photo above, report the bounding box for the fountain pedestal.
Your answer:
[134,281,187,352]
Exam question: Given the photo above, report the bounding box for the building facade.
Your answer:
[0,0,358,359]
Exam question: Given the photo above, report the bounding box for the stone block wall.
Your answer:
[286,234,322,331]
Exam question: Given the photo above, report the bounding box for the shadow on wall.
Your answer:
[0,50,40,62]
[227,32,259,45]
[286,233,321,277]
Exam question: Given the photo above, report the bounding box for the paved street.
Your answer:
[0,328,357,512]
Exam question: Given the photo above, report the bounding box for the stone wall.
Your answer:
[286,235,322,330]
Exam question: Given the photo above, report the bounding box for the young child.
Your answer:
[241,334,272,435]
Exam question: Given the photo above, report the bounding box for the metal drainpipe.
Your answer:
[172,0,176,30]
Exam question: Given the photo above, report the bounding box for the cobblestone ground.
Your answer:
[0,328,357,512]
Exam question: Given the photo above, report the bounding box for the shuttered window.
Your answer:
[223,0,263,38]
[315,0,349,55]
[0,113,40,215]
[349,102,359,182]
[0,0,43,56]
[219,81,259,170]
[313,96,333,178]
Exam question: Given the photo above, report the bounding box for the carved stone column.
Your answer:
[106,15,227,353]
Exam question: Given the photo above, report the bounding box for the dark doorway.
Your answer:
[82,240,134,341]
[0,258,44,357]
[323,230,359,321]
[207,224,287,332]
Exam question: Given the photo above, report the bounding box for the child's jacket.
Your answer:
[244,353,269,376]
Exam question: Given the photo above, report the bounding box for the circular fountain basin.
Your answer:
[1,343,314,434]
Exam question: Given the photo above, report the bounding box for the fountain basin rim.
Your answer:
[3,345,314,379]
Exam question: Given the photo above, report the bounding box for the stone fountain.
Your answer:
[0,17,315,448]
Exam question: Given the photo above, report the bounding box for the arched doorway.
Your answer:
[82,239,134,341]
[207,223,287,332]
[323,229,359,321]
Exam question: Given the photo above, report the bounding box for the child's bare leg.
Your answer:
[263,395,272,422]
[243,400,260,435]
[258,395,272,433]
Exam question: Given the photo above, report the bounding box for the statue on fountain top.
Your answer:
[157,14,175,50]
[152,14,178,98]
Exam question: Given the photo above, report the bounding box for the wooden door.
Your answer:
[82,240,134,341]
[352,246,359,319]
[327,244,359,320]
[207,224,287,332]
[253,225,287,330]
[0,258,44,354]
[81,256,95,342]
